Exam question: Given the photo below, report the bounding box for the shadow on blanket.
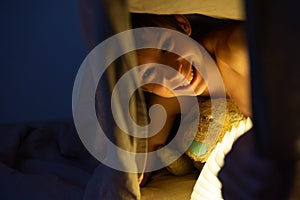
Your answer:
[0,120,99,200]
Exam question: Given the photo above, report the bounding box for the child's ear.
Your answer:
[175,15,192,36]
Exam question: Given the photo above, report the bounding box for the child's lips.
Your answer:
[174,65,206,96]
[182,66,194,87]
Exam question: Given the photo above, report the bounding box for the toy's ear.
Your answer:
[174,15,192,36]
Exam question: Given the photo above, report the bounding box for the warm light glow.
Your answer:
[190,118,253,200]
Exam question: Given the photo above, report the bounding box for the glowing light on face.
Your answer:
[72,27,226,173]
[135,28,223,98]
[137,48,204,97]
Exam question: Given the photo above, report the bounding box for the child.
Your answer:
[131,14,251,185]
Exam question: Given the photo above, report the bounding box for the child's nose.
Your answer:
[173,59,183,73]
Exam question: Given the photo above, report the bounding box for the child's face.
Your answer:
[136,47,207,98]
[134,15,208,97]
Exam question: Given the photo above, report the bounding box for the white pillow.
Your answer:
[127,0,245,20]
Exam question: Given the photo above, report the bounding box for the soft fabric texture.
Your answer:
[191,117,253,199]
[3,0,297,199]
[219,0,300,198]
[0,120,198,200]
[0,120,144,200]
[1,0,147,199]
[128,0,245,20]
[157,98,246,176]
[140,169,199,200]
[0,121,98,200]
[186,98,245,163]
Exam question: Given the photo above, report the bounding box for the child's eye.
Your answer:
[161,49,168,54]
[142,67,155,80]
[162,38,172,53]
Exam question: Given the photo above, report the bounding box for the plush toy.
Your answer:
[157,98,246,175]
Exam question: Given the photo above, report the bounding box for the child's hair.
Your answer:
[130,13,185,33]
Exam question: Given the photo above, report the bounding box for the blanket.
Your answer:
[0,120,98,200]
[0,120,143,200]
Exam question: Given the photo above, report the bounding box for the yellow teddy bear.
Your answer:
[157,98,246,175]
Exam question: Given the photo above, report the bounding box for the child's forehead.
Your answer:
[135,49,160,62]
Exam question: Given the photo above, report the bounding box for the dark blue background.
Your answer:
[0,0,87,124]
